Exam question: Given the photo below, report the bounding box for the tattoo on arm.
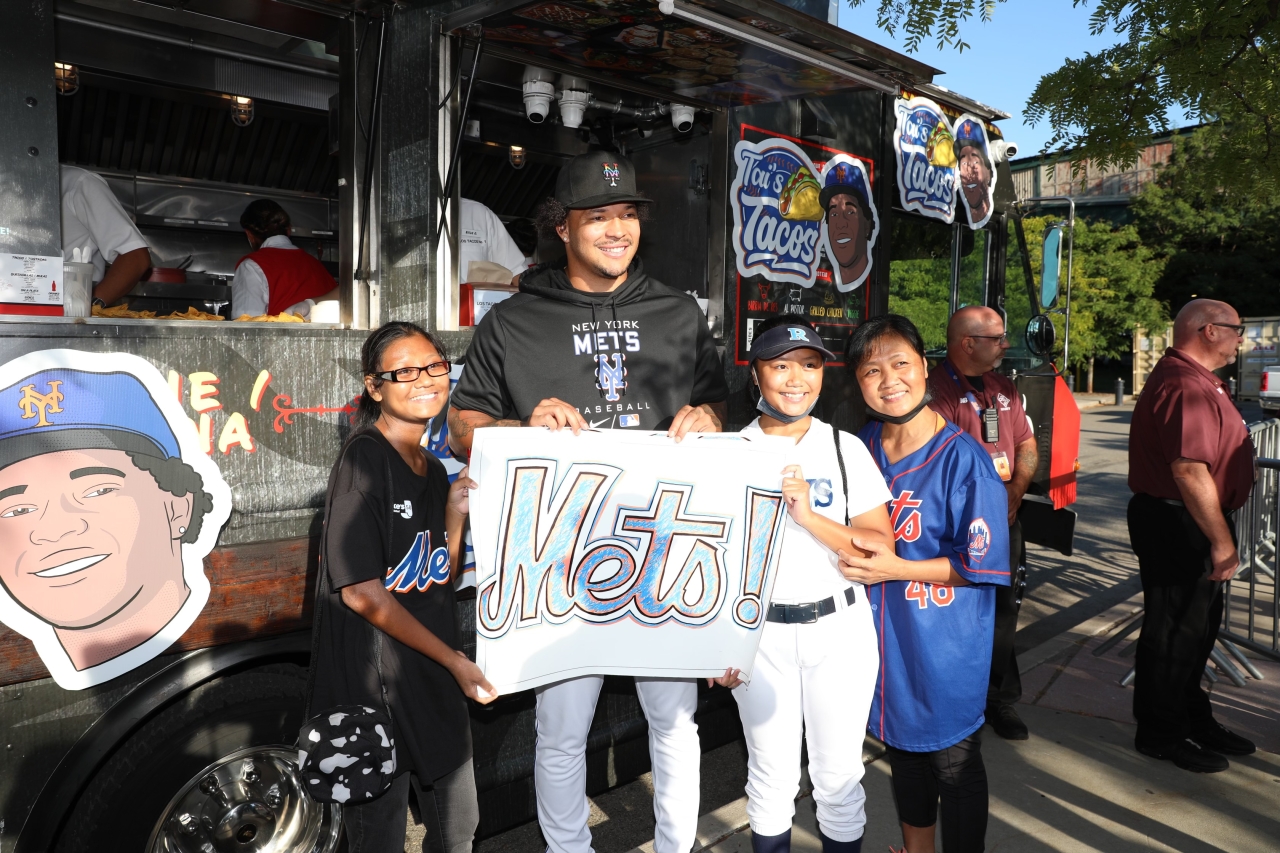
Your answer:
[1014,441,1038,477]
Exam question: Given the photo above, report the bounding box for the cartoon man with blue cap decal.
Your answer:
[819,155,879,292]
[0,350,230,689]
[954,117,995,228]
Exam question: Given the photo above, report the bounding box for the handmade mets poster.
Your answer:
[468,428,792,692]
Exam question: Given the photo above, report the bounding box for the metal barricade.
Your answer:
[1221,418,1280,664]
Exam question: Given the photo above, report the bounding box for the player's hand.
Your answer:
[667,404,718,442]
[781,465,814,526]
[837,537,904,584]
[450,651,499,705]
[527,398,587,434]
[707,667,743,689]
[447,467,478,517]
[1208,542,1241,581]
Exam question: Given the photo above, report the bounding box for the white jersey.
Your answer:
[460,199,526,281]
[740,417,890,603]
[60,165,150,283]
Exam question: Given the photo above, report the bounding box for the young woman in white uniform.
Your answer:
[713,317,894,853]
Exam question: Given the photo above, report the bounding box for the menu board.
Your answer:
[0,254,62,306]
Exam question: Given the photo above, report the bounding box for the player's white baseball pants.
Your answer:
[535,676,700,853]
[732,599,879,841]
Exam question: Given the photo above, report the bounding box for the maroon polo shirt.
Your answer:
[1129,348,1253,510]
[928,358,1035,482]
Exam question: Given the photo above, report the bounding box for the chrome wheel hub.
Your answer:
[149,746,341,853]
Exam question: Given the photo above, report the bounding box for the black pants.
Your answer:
[342,759,479,853]
[987,518,1024,708]
[886,732,988,853]
[1127,494,1232,748]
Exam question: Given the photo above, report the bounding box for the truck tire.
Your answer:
[55,666,341,853]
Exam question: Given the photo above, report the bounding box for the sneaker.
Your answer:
[1191,719,1256,756]
[1135,738,1229,773]
[987,703,1029,740]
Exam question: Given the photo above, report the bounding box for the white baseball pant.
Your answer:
[534,676,700,853]
[732,599,879,841]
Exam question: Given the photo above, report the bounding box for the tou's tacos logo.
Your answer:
[894,96,959,224]
[732,138,878,289]
[0,350,231,690]
[732,138,825,286]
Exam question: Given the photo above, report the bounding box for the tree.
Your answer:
[1132,128,1280,316]
[1016,215,1167,388]
[848,0,1280,199]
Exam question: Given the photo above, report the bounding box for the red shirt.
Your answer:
[928,358,1034,482]
[1129,348,1253,510]
[236,247,335,315]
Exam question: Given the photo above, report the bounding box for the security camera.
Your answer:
[992,139,1020,163]
[671,103,695,133]
[522,66,556,124]
[558,75,591,129]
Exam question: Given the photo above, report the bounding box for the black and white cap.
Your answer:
[748,323,836,363]
[555,153,651,210]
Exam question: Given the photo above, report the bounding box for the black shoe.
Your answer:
[987,703,1029,740]
[1191,719,1256,756]
[1135,738,1230,773]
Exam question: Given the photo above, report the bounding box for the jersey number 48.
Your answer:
[905,581,955,609]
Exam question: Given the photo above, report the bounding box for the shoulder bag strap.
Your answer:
[374,441,396,724]
[833,427,850,526]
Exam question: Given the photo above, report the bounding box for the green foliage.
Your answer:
[1132,128,1280,316]
[849,0,1280,199]
[1019,215,1167,368]
[889,258,951,349]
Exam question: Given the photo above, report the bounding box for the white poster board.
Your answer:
[469,428,792,693]
[0,254,63,305]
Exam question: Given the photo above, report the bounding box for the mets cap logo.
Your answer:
[18,380,65,427]
[967,517,991,561]
[602,162,620,187]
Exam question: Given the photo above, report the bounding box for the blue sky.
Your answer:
[835,1,1129,157]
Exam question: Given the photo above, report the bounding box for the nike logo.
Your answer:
[590,418,611,428]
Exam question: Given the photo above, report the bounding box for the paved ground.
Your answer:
[409,400,1280,853]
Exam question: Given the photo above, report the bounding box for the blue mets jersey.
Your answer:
[858,419,1011,752]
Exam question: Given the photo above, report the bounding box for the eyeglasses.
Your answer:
[968,333,1009,343]
[371,362,450,382]
[1198,322,1245,338]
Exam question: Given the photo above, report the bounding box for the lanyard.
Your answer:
[945,362,1000,445]
[944,362,986,413]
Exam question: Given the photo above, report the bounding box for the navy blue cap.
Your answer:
[820,160,873,214]
[0,368,180,470]
[953,118,991,166]
[748,324,836,363]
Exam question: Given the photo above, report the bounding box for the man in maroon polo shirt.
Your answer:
[929,306,1039,741]
[1128,298,1255,773]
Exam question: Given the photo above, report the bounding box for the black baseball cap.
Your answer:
[555,153,652,210]
[748,323,836,362]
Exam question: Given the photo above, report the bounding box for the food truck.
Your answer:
[0,1,1078,850]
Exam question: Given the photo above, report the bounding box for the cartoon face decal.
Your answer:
[818,155,880,293]
[0,350,231,689]
[952,115,996,229]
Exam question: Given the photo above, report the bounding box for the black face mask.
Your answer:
[866,388,934,425]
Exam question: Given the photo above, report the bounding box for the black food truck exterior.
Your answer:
[0,1,1079,850]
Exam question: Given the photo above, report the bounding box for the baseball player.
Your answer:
[711,317,892,853]
[840,314,1010,853]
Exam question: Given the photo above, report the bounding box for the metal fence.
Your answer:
[1221,418,1280,668]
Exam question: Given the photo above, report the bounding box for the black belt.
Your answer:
[767,587,856,624]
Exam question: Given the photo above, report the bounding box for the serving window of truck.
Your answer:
[0,2,1078,852]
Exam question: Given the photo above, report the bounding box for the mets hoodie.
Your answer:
[451,259,728,430]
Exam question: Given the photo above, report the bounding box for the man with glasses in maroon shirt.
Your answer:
[929,306,1039,741]
[1128,299,1255,773]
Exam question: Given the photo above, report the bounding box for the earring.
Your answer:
[178,526,186,534]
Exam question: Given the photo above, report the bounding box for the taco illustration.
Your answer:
[925,123,957,168]
[778,166,823,221]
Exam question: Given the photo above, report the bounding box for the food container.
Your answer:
[62,261,95,318]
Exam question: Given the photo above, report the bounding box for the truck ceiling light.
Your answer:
[664,1,897,95]
[558,75,591,130]
[509,145,526,170]
[523,65,556,124]
[670,103,695,133]
[54,62,78,96]
[231,95,254,127]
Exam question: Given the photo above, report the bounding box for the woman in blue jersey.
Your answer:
[712,316,894,853]
[838,314,1009,853]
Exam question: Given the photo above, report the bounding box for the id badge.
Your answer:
[991,451,1012,482]
[982,407,1000,444]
